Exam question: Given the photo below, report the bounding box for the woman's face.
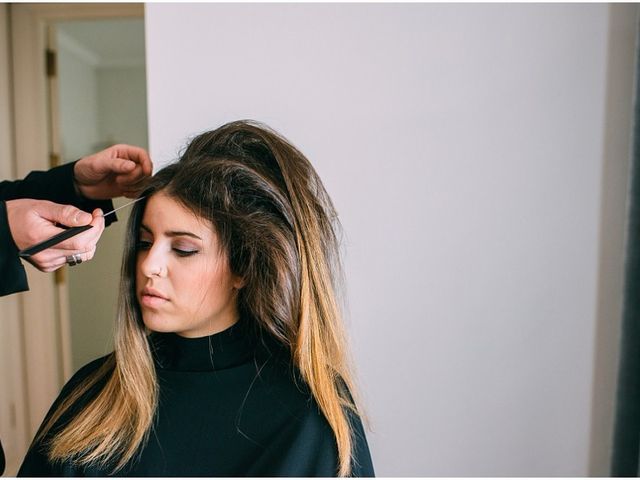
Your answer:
[135,192,244,338]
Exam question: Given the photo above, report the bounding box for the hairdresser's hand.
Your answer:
[7,199,105,272]
[74,144,153,200]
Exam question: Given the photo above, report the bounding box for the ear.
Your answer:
[232,276,246,290]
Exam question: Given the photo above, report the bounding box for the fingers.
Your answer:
[35,201,93,228]
[54,209,105,252]
[6,199,93,251]
[116,168,150,198]
[113,144,153,176]
[28,255,66,273]
[74,144,153,200]
[83,144,151,174]
[30,245,97,273]
[8,200,106,273]
[25,209,105,272]
[112,158,137,174]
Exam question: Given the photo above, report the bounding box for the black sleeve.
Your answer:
[240,353,375,478]
[243,403,375,477]
[249,352,375,477]
[0,201,28,296]
[0,162,114,212]
[0,162,116,297]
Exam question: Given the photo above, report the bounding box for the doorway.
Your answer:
[53,18,148,373]
[3,4,146,475]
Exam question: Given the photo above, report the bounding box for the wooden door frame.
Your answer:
[0,5,29,475]
[8,2,144,465]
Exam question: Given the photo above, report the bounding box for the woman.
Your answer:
[18,120,374,477]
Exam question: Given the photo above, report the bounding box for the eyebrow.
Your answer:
[140,224,203,240]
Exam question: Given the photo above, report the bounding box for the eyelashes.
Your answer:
[135,241,199,258]
[135,240,151,251]
[174,249,199,258]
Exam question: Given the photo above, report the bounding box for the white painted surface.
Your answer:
[142,3,635,476]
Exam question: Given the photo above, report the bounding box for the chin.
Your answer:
[141,312,180,334]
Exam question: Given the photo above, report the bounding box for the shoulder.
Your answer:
[17,354,115,477]
[241,344,375,476]
[246,340,348,433]
[72,353,113,379]
[258,341,375,475]
[252,341,315,414]
[233,339,321,431]
[46,353,114,426]
[61,354,113,395]
[34,354,114,444]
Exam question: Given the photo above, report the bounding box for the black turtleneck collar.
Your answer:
[149,320,257,372]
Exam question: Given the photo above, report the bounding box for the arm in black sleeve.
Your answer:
[0,161,117,297]
[0,201,28,296]
[0,161,116,222]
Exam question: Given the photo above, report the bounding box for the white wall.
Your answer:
[145,4,637,476]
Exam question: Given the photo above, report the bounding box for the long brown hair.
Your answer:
[37,120,362,476]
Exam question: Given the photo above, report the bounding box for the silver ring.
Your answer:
[66,254,83,266]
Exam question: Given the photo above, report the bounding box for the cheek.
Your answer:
[173,265,210,302]
[182,266,234,309]
[134,257,145,286]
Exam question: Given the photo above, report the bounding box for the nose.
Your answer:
[138,243,167,278]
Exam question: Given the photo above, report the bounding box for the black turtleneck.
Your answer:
[18,321,374,477]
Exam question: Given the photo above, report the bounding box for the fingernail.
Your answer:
[76,212,92,224]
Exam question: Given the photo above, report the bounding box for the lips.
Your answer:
[140,286,169,308]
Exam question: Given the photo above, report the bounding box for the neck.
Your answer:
[176,300,240,338]
[177,316,239,339]
[150,319,255,372]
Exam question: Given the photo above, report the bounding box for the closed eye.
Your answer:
[173,248,198,257]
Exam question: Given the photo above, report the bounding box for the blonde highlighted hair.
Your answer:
[36,120,363,476]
